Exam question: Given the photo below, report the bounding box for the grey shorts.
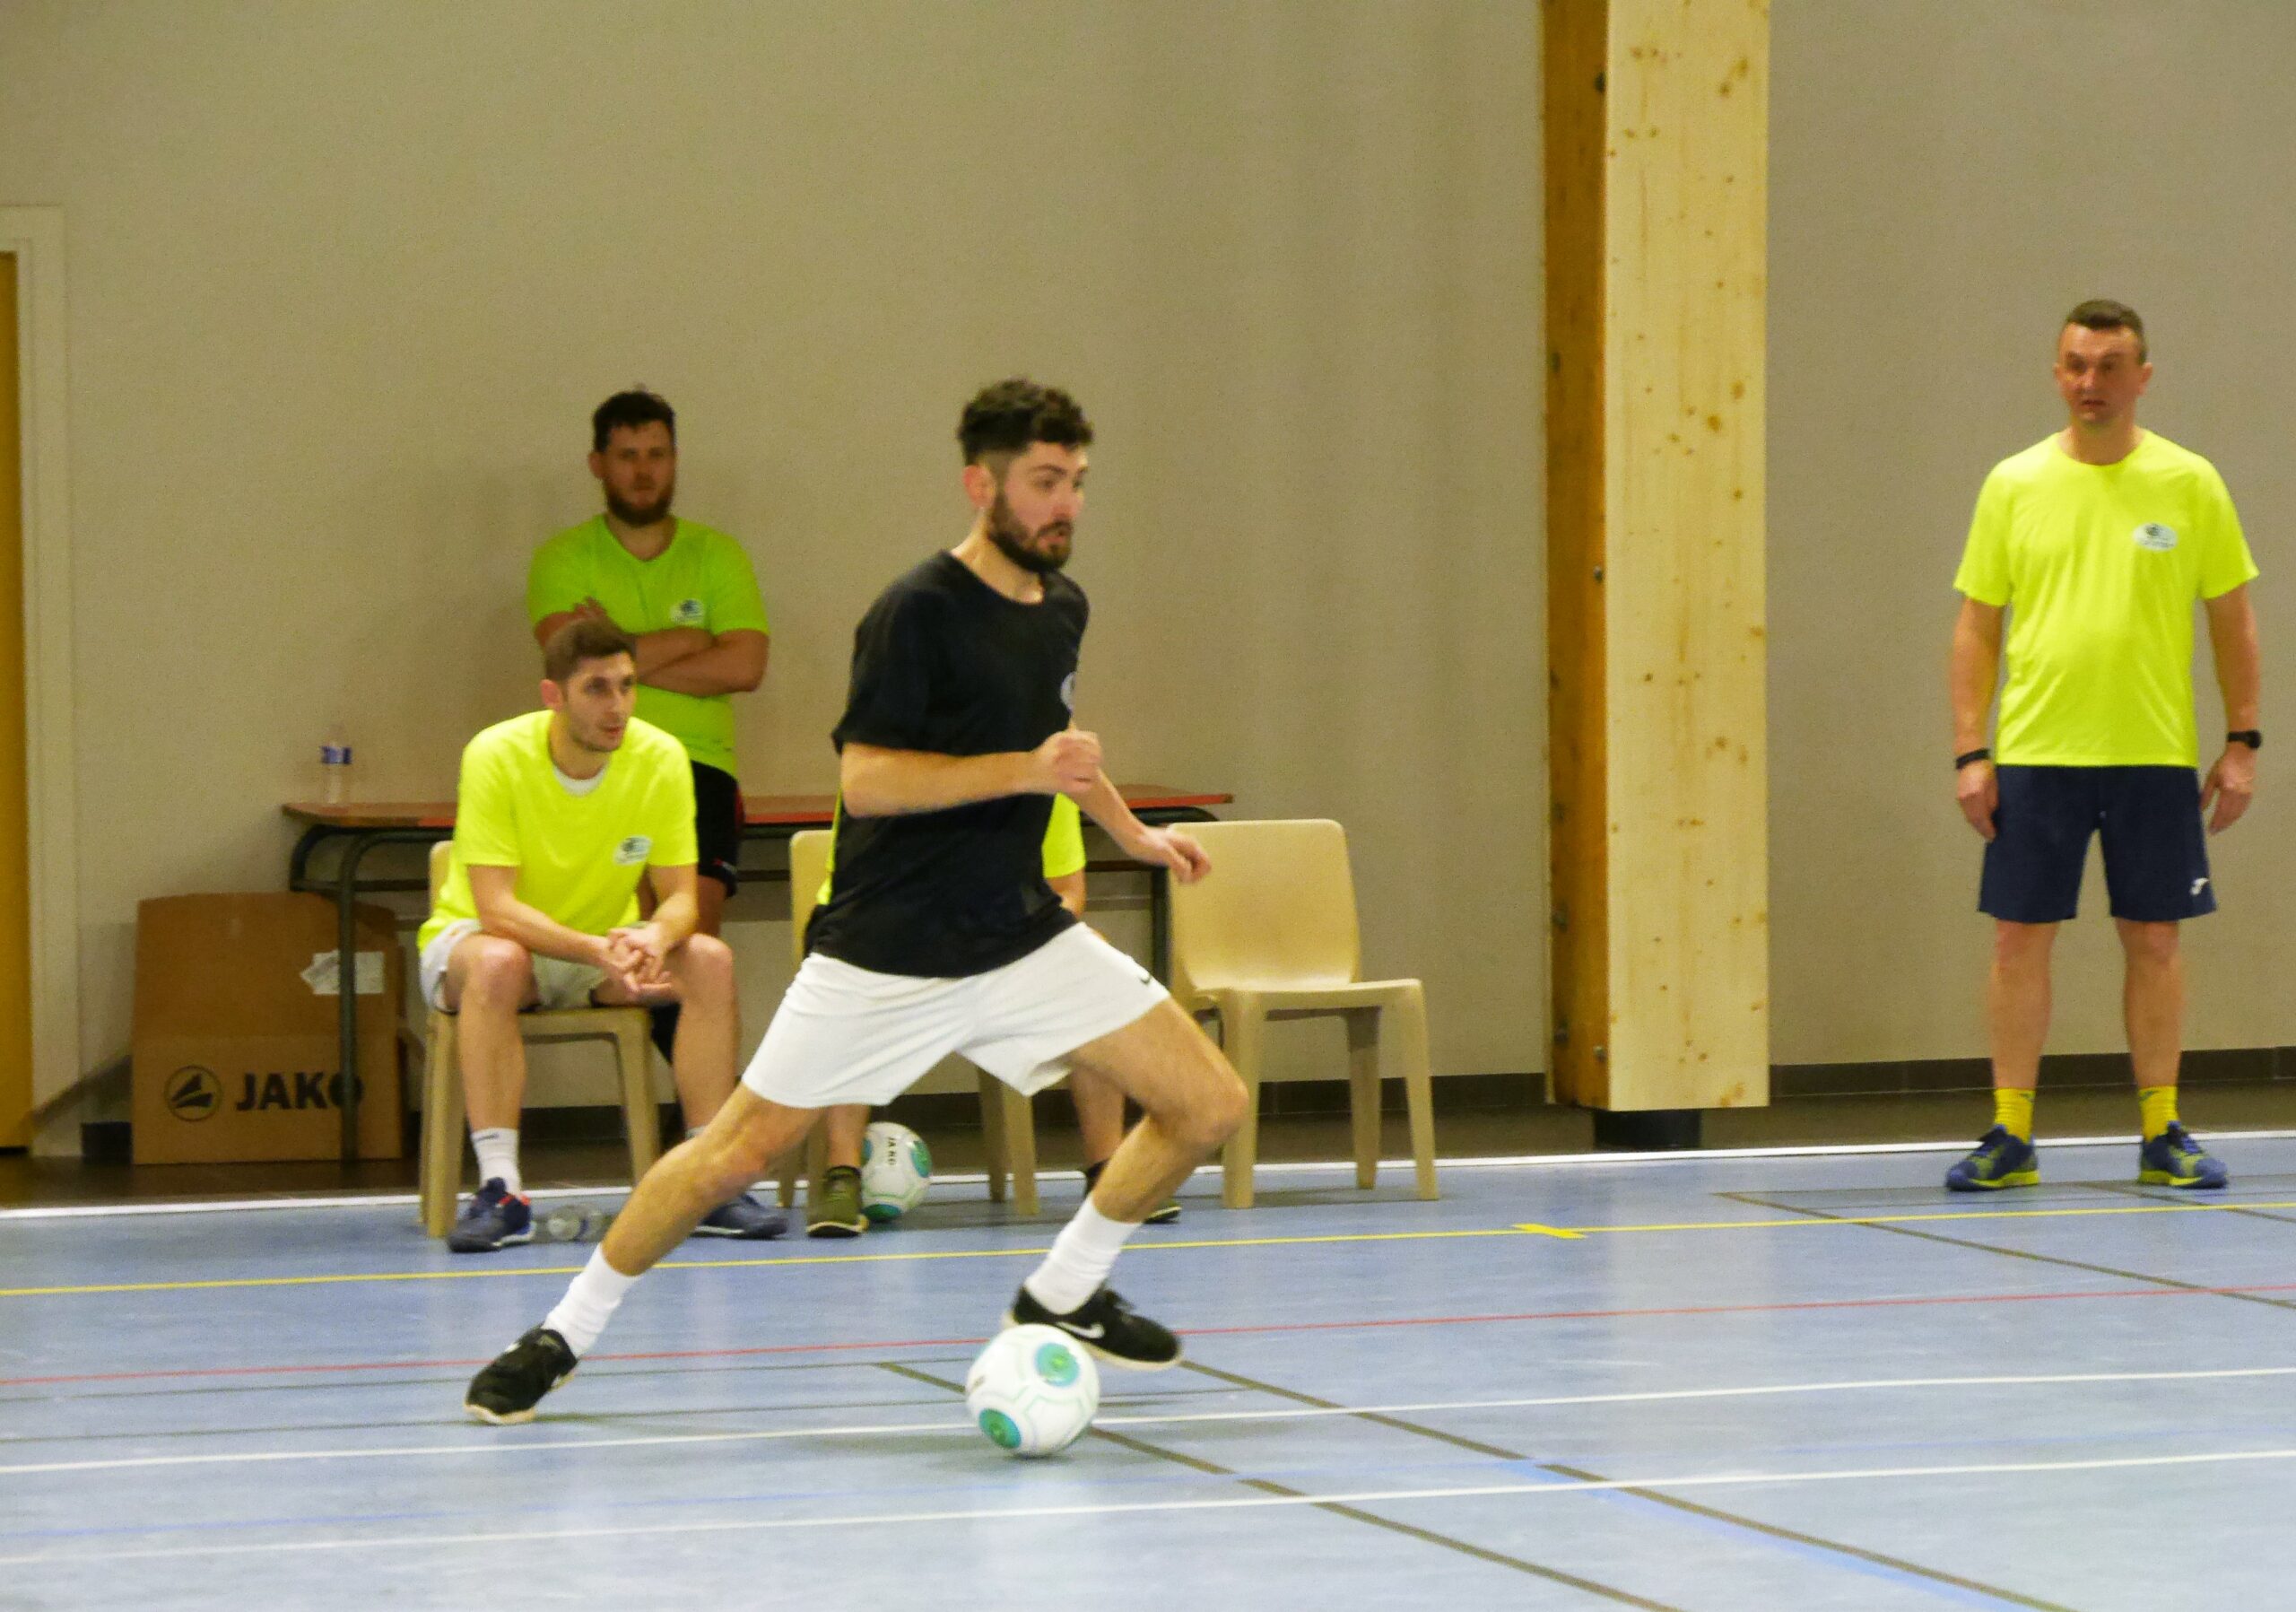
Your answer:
[419,919,609,1013]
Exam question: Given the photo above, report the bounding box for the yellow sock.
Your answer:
[2138,1085,2179,1142]
[1993,1087,2034,1142]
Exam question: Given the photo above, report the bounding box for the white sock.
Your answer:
[1023,1198,1140,1314]
[543,1248,639,1356]
[470,1128,521,1196]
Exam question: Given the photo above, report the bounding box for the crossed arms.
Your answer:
[531,604,768,696]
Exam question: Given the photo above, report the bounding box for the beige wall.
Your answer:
[19,0,2281,1127]
[1770,1,2296,1063]
[0,1,1547,1122]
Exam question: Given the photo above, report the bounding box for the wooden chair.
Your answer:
[417,842,661,1238]
[1168,818,1437,1209]
[787,829,1042,1215]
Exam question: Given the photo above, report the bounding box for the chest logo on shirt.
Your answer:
[672,597,707,626]
[2133,522,2179,552]
[1059,673,1076,712]
[614,835,652,866]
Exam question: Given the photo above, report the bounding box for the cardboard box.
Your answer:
[132,893,404,1163]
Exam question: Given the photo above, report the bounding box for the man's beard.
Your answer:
[567,716,624,754]
[605,484,674,527]
[987,492,1072,575]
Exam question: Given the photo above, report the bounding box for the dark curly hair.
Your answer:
[957,378,1093,465]
[592,388,676,453]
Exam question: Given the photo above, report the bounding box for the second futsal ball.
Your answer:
[859,1120,931,1222]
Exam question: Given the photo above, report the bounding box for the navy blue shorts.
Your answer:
[1979,765,2214,924]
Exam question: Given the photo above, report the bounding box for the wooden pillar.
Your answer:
[1544,0,1769,1112]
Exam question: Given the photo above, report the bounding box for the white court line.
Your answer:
[8,1444,2296,1566]
[12,1129,2296,1221]
[7,1364,2292,1478]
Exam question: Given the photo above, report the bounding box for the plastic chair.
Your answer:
[1168,818,1437,1209]
[417,842,662,1239]
[787,829,1041,1215]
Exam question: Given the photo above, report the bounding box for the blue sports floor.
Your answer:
[7,1137,2296,1609]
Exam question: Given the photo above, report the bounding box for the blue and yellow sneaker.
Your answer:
[2139,1122,2229,1189]
[1944,1126,2039,1192]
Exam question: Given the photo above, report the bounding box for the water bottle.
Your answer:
[320,725,353,806]
[537,1204,613,1244]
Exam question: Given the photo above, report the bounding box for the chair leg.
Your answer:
[774,1137,803,1209]
[1395,986,1438,1200]
[1219,1006,1265,1210]
[978,1069,1010,1204]
[1345,1007,1381,1189]
[420,1013,464,1239]
[615,1020,661,1189]
[1004,1084,1039,1216]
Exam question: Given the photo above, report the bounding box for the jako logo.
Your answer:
[165,1067,223,1122]
[229,1072,368,1112]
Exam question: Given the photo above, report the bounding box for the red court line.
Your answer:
[10,1278,2296,1390]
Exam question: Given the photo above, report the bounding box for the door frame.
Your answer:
[3,207,81,1152]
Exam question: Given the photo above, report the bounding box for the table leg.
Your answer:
[335,833,369,1161]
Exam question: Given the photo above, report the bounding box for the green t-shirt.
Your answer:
[1953,431,2257,767]
[418,711,700,953]
[526,517,769,778]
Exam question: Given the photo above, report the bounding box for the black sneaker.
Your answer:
[1006,1284,1182,1372]
[1081,1160,1181,1225]
[463,1325,578,1425]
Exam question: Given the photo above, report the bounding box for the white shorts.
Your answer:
[741,924,1170,1109]
[420,919,610,1014]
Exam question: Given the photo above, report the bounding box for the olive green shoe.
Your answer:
[807,1164,866,1238]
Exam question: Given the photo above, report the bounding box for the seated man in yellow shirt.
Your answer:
[807,796,1180,1233]
[417,619,784,1251]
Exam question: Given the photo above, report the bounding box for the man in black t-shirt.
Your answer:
[466,380,1249,1424]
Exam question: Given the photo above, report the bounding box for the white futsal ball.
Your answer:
[858,1120,931,1223]
[965,1324,1100,1457]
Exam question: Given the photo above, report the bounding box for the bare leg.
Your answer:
[823,1103,869,1169]
[1988,920,2056,1091]
[439,936,540,1130]
[1065,1000,1247,1221]
[2117,919,2183,1089]
[1070,1068,1128,1167]
[599,1086,819,1277]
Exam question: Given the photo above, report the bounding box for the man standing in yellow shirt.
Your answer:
[529,390,770,1065]
[1947,301,2262,1191]
[419,620,784,1250]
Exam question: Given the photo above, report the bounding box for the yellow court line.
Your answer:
[1515,1198,2296,1238]
[0,1227,1530,1300]
[4,1198,2290,1301]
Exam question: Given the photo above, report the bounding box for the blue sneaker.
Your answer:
[2139,1122,2228,1189]
[1944,1126,2039,1191]
[448,1179,534,1252]
[693,1190,787,1239]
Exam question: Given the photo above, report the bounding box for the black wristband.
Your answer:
[2229,729,2263,750]
[1954,747,1991,769]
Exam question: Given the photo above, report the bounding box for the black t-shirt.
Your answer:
[808,551,1088,977]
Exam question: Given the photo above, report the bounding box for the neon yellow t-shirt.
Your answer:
[1952,432,2257,766]
[816,794,1085,904]
[526,517,769,778]
[418,711,700,952]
